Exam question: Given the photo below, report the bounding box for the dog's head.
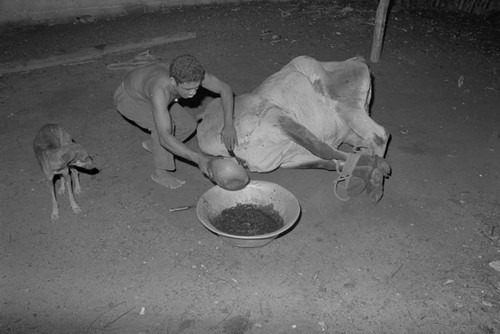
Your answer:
[62,144,97,171]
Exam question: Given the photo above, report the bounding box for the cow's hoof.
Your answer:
[366,177,384,202]
[353,155,391,203]
[368,185,384,203]
[346,176,366,197]
[365,165,388,202]
[378,157,391,177]
[357,155,391,176]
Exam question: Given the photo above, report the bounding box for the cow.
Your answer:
[197,55,391,202]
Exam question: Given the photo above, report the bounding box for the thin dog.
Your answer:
[33,123,97,221]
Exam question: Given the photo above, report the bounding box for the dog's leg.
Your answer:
[62,169,81,214]
[70,168,81,194]
[48,178,59,222]
[57,177,65,194]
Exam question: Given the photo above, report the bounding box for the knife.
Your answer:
[169,205,195,212]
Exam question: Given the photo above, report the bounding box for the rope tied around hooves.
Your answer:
[333,152,362,201]
[333,146,375,201]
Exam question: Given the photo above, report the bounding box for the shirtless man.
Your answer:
[114,54,237,189]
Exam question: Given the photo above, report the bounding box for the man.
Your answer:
[114,54,237,189]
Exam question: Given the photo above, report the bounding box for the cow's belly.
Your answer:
[198,95,295,172]
[198,93,349,172]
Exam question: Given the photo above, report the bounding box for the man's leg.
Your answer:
[170,103,198,142]
[148,104,197,189]
[115,84,185,189]
[149,128,186,189]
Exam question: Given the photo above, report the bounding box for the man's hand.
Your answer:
[197,155,214,180]
[221,124,238,151]
[201,73,237,151]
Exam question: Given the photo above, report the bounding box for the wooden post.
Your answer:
[370,0,391,63]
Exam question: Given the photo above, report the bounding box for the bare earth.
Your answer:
[1,1,500,333]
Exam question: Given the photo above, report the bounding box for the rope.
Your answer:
[353,145,373,155]
[106,50,161,70]
[333,152,362,201]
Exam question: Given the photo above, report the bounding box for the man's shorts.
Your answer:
[114,82,155,130]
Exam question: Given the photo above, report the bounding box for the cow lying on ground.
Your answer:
[197,55,391,202]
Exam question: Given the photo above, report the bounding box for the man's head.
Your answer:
[170,54,205,84]
[169,54,205,99]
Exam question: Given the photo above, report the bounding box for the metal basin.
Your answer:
[196,180,301,248]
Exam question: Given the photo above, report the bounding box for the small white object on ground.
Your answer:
[489,261,500,272]
[319,321,326,331]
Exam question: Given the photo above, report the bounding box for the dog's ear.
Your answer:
[61,151,76,164]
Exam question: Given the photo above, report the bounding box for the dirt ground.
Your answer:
[1,1,500,333]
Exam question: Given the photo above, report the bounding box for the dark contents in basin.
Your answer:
[211,203,284,236]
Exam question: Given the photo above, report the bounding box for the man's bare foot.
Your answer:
[151,170,185,189]
[142,140,152,153]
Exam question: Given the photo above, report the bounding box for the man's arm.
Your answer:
[201,73,238,151]
[150,84,212,177]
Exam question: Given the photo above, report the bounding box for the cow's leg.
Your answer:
[279,116,349,161]
[290,159,338,170]
[318,59,389,157]
[341,110,390,157]
[279,116,390,202]
[287,155,389,176]
[286,156,389,201]
[279,115,389,171]
[288,158,364,196]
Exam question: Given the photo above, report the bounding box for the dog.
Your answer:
[33,123,97,222]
